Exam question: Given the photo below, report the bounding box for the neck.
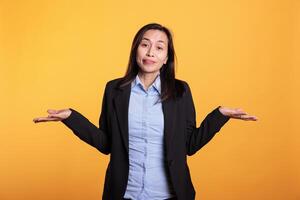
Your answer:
[137,71,159,90]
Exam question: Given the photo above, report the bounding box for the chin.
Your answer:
[140,67,160,74]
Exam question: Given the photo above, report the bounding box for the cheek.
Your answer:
[158,53,168,63]
[136,51,141,62]
[136,49,144,66]
[137,47,146,57]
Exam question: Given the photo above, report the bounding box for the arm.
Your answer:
[61,83,111,155]
[184,83,230,156]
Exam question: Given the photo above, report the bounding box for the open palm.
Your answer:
[218,106,258,121]
[33,109,72,123]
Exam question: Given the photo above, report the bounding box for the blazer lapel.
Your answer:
[162,97,177,157]
[113,84,131,155]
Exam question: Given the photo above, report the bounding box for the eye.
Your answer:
[140,43,148,47]
[157,46,163,50]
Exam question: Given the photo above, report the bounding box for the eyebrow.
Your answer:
[142,37,166,44]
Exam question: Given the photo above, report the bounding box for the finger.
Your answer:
[225,108,247,116]
[235,108,243,112]
[56,109,69,114]
[232,112,248,118]
[33,118,61,123]
[33,117,46,122]
[234,115,258,121]
[230,113,247,119]
[48,113,64,118]
[47,109,58,114]
[33,117,48,123]
[33,117,61,123]
[243,115,258,121]
[233,109,247,115]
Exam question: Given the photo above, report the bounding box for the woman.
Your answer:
[33,23,257,200]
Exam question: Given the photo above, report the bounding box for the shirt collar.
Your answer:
[131,73,161,94]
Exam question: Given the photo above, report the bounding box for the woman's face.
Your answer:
[136,29,168,76]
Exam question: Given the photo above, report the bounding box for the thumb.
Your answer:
[47,109,58,114]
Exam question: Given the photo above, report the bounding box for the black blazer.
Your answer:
[62,78,230,200]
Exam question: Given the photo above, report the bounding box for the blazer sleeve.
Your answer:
[61,83,111,155]
[184,82,230,156]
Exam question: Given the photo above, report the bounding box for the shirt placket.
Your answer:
[138,89,149,199]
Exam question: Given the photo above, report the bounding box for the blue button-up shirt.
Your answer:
[123,74,175,200]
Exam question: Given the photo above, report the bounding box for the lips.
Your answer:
[143,59,156,64]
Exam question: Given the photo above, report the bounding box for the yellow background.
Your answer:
[1,0,299,199]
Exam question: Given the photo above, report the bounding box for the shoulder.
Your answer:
[106,77,122,85]
[175,78,190,88]
[97,78,123,99]
[104,78,123,90]
[174,78,191,97]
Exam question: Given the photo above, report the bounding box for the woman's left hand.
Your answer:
[218,106,258,121]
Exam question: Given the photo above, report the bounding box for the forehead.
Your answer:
[142,29,168,44]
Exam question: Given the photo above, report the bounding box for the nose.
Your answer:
[146,46,154,57]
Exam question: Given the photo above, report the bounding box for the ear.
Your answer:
[163,56,168,64]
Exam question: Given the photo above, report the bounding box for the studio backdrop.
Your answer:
[1,0,299,199]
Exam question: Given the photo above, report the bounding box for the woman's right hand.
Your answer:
[33,109,72,123]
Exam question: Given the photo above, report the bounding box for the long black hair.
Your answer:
[118,23,184,101]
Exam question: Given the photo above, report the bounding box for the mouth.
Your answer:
[143,59,156,65]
